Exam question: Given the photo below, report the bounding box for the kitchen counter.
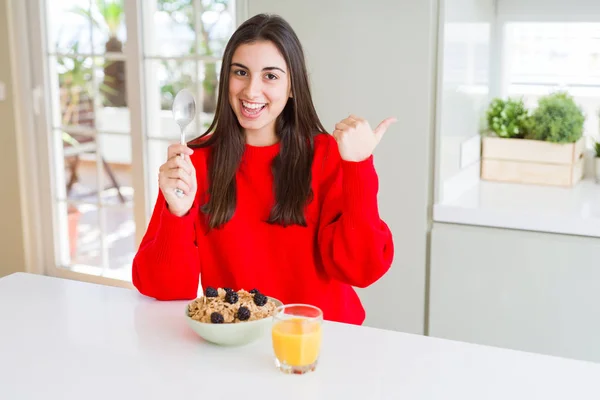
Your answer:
[1,272,599,399]
[434,179,600,237]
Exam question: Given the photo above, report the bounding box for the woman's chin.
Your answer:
[238,118,266,131]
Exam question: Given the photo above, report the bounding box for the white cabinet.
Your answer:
[429,222,600,363]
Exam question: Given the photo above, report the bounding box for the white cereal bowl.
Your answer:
[184,297,283,346]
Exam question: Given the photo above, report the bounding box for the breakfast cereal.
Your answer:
[188,287,278,324]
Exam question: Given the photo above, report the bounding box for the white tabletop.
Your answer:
[1,273,599,399]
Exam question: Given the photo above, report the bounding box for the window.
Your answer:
[504,22,600,144]
[30,0,239,283]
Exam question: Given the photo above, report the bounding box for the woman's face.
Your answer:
[228,40,292,142]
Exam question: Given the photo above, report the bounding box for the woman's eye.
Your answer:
[265,73,278,80]
[233,70,247,76]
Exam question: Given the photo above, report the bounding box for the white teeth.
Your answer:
[242,101,266,109]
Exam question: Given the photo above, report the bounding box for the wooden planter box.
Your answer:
[480,136,585,187]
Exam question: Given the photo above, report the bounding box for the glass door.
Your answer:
[27,0,239,285]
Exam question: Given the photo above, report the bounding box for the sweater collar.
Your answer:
[243,141,280,162]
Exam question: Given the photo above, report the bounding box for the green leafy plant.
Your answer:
[525,92,585,143]
[157,0,229,112]
[71,0,127,107]
[485,97,530,139]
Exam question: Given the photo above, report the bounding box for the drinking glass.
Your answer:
[271,304,323,374]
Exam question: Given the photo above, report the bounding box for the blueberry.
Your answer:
[253,293,267,307]
[225,291,239,304]
[237,306,251,321]
[210,312,224,324]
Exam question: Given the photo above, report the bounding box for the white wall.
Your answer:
[247,0,438,333]
[429,222,600,364]
[435,0,495,204]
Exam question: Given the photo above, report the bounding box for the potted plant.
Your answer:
[525,91,585,143]
[485,96,530,139]
[481,92,586,187]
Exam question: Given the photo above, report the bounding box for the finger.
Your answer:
[347,114,365,124]
[332,128,345,141]
[335,122,352,131]
[174,156,194,176]
[158,175,167,190]
[167,143,194,159]
[341,118,359,128]
[180,169,196,191]
[166,155,194,175]
[184,154,196,177]
[374,117,397,141]
[168,177,191,194]
[163,157,181,173]
[165,168,194,190]
[158,175,171,193]
[163,167,189,180]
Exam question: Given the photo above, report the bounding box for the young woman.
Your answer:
[132,13,395,325]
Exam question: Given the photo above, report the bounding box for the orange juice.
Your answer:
[271,318,322,367]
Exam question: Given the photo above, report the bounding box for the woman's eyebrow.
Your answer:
[231,62,286,74]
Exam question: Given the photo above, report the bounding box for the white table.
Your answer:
[1,273,599,399]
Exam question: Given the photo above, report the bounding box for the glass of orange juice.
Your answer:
[271,304,323,374]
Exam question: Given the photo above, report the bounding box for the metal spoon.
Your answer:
[171,89,196,198]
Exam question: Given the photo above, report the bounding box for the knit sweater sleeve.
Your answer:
[317,136,394,288]
[131,191,201,300]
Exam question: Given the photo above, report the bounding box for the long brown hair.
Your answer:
[190,14,326,229]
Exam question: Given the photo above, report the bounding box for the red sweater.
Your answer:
[132,133,394,325]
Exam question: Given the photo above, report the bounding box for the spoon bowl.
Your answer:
[172,89,196,130]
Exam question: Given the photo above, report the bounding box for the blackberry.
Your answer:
[223,287,234,294]
[210,312,224,324]
[225,291,239,304]
[249,288,260,295]
[237,306,251,321]
[204,287,218,298]
[253,293,268,307]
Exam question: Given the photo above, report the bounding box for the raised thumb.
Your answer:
[374,117,397,141]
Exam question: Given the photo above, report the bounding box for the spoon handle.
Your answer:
[179,125,185,159]
[174,125,186,198]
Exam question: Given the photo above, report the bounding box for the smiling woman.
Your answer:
[131,13,396,326]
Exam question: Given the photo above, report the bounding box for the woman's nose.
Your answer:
[242,76,262,99]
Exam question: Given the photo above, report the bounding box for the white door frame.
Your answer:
[7,0,45,277]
